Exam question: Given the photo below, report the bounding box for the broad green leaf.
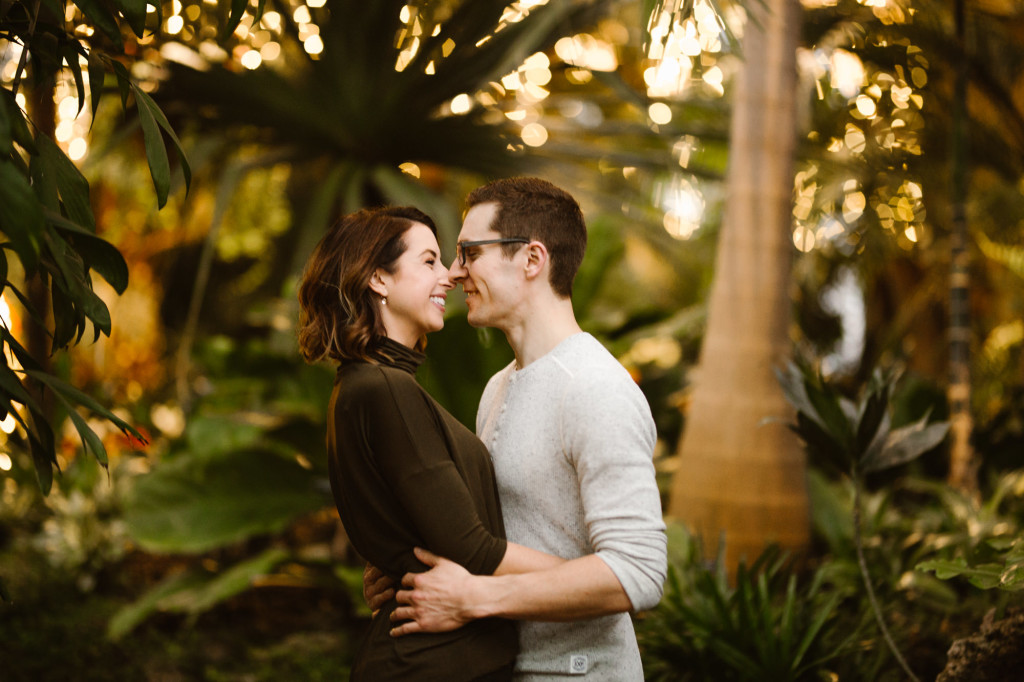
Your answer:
[35,132,95,230]
[184,414,265,459]
[0,160,45,270]
[916,559,1006,590]
[123,449,328,553]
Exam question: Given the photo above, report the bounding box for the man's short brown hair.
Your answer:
[465,177,586,298]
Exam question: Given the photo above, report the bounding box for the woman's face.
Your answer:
[375,223,453,347]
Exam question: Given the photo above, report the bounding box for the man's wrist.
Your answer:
[466,573,514,620]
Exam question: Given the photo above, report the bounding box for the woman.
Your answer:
[297,207,558,681]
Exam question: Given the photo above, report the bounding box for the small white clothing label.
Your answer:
[568,654,588,675]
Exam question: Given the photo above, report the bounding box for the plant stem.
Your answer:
[852,473,921,682]
[10,0,41,99]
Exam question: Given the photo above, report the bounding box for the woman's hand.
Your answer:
[363,562,396,614]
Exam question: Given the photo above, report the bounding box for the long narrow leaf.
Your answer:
[21,368,144,442]
[131,84,192,205]
[54,392,109,467]
[35,132,95,230]
[111,0,147,37]
[72,0,123,45]
[0,160,45,270]
[87,53,107,127]
[864,416,949,473]
[45,209,129,293]
[131,84,172,207]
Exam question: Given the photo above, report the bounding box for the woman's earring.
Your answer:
[381,295,387,306]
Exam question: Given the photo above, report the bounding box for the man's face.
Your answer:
[448,202,525,330]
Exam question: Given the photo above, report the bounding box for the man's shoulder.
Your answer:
[555,334,635,387]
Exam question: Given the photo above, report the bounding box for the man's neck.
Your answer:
[504,297,582,369]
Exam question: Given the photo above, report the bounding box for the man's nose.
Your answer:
[448,258,466,280]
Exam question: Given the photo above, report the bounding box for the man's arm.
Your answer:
[390,547,630,635]
[364,540,566,615]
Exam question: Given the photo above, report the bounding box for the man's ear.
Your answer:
[368,270,388,298]
[523,242,548,280]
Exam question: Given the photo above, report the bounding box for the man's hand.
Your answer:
[363,563,395,614]
[390,547,476,636]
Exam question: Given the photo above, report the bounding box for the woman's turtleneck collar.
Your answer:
[368,336,424,375]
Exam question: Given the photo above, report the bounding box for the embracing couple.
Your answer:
[297,177,667,681]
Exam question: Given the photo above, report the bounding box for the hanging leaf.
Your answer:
[22,369,143,444]
[57,395,110,467]
[131,83,192,207]
[35,132,96,230]
[46,210,129,293]
[72,0,124,46]
[61,42,88,118]
[0,160,44,271]
[110,0,148,38]
[87,53,106,126]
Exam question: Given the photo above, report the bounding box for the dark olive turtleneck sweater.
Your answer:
[327,336,516,681]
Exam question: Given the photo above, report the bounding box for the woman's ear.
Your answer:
[368,270,388,298]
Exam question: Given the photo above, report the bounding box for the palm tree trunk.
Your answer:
[947,0,977,495]
[667,0,808,576]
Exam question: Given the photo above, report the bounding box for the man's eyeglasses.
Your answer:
[455,238,530,267]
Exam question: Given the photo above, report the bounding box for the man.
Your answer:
[378,177,667,680]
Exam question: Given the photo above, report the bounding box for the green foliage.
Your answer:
[0,0,259,495]
[122,447,327,554]
[107,547,290,640]
[778,361,950,682]
[916,470,1024,593]
[638,526,851,681]
[775,361,950,478]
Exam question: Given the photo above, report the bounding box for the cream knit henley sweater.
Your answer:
[478,333,667,680]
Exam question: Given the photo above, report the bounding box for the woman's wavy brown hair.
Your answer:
[297,206,437,364]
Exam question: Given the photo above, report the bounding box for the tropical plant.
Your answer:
[776,359,950,681]
[638,524,852,682]
[0,0,270,494]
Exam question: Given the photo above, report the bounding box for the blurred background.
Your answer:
[2,0,1023,680]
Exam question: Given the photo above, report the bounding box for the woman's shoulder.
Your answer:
[340,360,426,401]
